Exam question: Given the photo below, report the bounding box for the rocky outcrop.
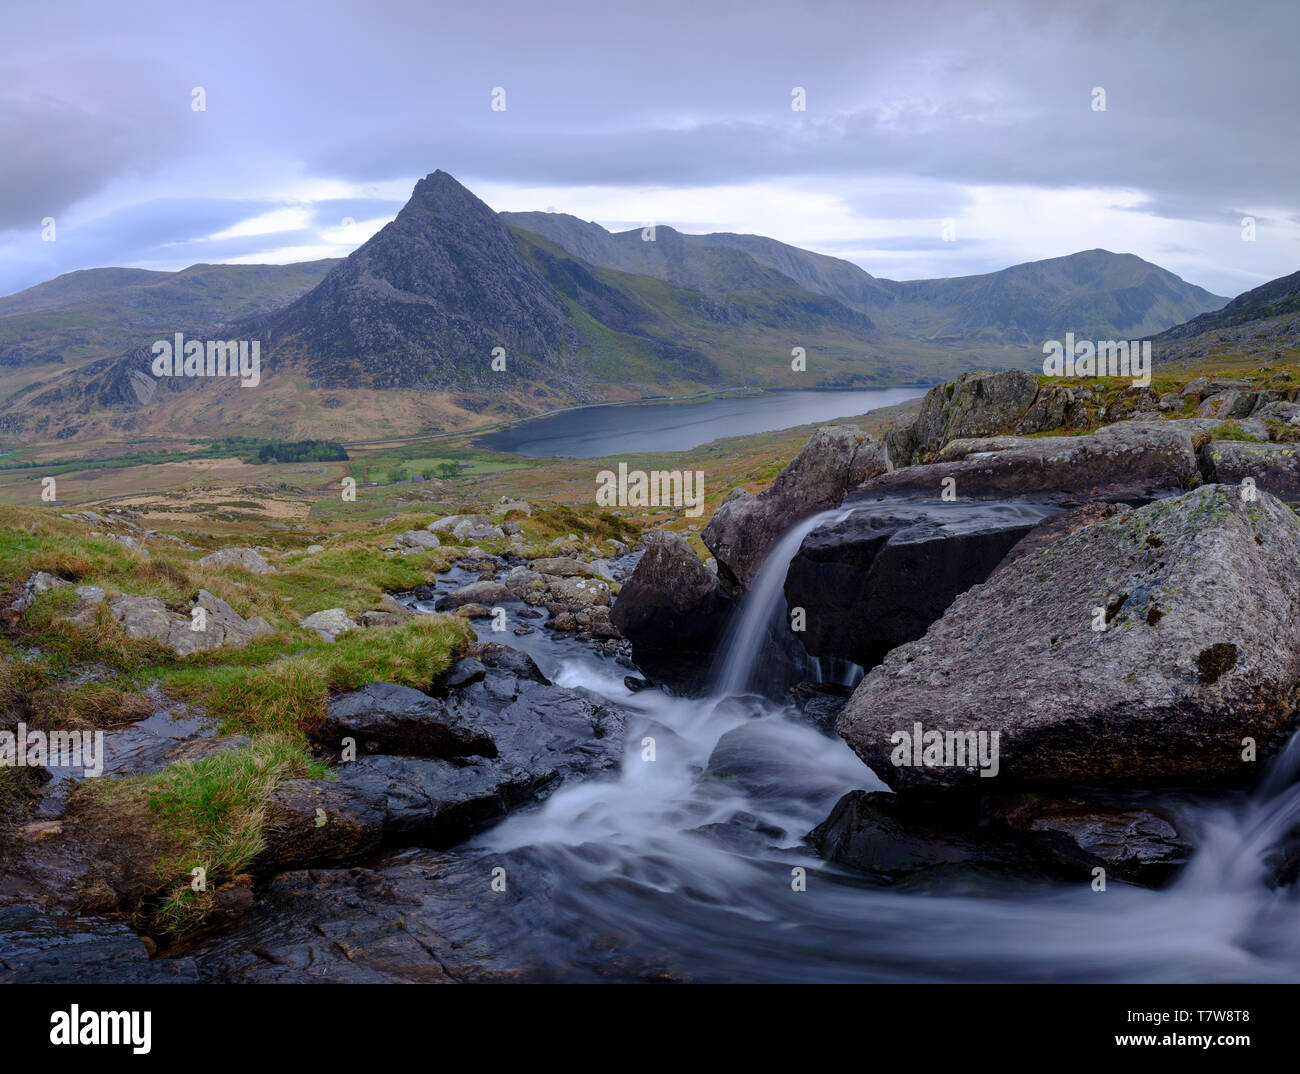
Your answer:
[701,425,891,589]
[1198,440,1300,501]
[887,370,1045,467]
[106,589,271,655]
[429,514,505,543]
[855,422,1198,503]
[837,485,1300,792]
[259,649,625,868]
[435,580,511,611]
[392,529,441,553]
[784,502,1053,669]
[611,531,735,694]
[198,547,276,574]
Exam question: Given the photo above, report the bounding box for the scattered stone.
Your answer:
[300,608,360,640]
[198,547,276,574]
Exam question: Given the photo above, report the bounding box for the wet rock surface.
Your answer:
[785,501,1052,669]
[315,680,497,759]
[264,651,625,864]
[0,906,198,983]
[702,425,891,589]
[611,530,734,694]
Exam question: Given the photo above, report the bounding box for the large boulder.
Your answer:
[314,681,497,759]
[611,531,735,694]
[1198,440,1300,502]
[784,501,1054,669]
[837,485,1300,792]
[199,547,276,574]
[702,426,890,589]
[854,422,1198,503]
[889,370,1042,466]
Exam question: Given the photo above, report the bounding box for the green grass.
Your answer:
[79,736,329,935]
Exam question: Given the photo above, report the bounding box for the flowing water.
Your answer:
[439,508,1300,982]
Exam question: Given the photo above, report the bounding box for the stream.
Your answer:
[393,511,1300,983]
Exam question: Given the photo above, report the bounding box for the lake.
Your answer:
[473,388,926,458]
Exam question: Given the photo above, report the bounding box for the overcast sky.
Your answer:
[2,0,1296,299]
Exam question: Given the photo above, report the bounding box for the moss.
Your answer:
[78,736,329,935]
[1196,642,1238,684]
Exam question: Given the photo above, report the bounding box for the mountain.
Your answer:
[0,171,1234,447]
[875,250,1227,343]
[501,212,896,309]
[257,171,587,392]
[0,261,339,369]
[503,215,1226,345]
[3,173,918,444]
[1155,269,1300,340]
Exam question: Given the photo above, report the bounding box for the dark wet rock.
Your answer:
[473,642,549,684]
[787,681,852,734]
[435,580,511,611]
[691,810,788,855]
[191,847,685,983]
[286,657,623,860]
[330,754,556,847]
[785,502,1049,669]
[808,791,1043,885]
[259,779,389,872]
[704,719,860,810]
[838,485,1300,792]
[855,422,1198,503]
[702,425,891,589]
[1199,440,1300,501]
[624,676,649,693]
[0,905,198,983]
[440,657,487,691]
[315,681,496,760]
[986,792,1191,886]
[612,530,735,695]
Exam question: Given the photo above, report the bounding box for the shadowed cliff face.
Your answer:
[259,171,587,392]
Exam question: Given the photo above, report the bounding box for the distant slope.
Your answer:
[1155,269,1300,340]
[0,260,339,368]
[504,213,1226,345]
[0,268,170,317]
[877,250,1227,343]
[502,212,894,310]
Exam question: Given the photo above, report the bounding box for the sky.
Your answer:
[1,0,1297,300]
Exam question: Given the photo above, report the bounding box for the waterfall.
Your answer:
[712,507,852,698]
